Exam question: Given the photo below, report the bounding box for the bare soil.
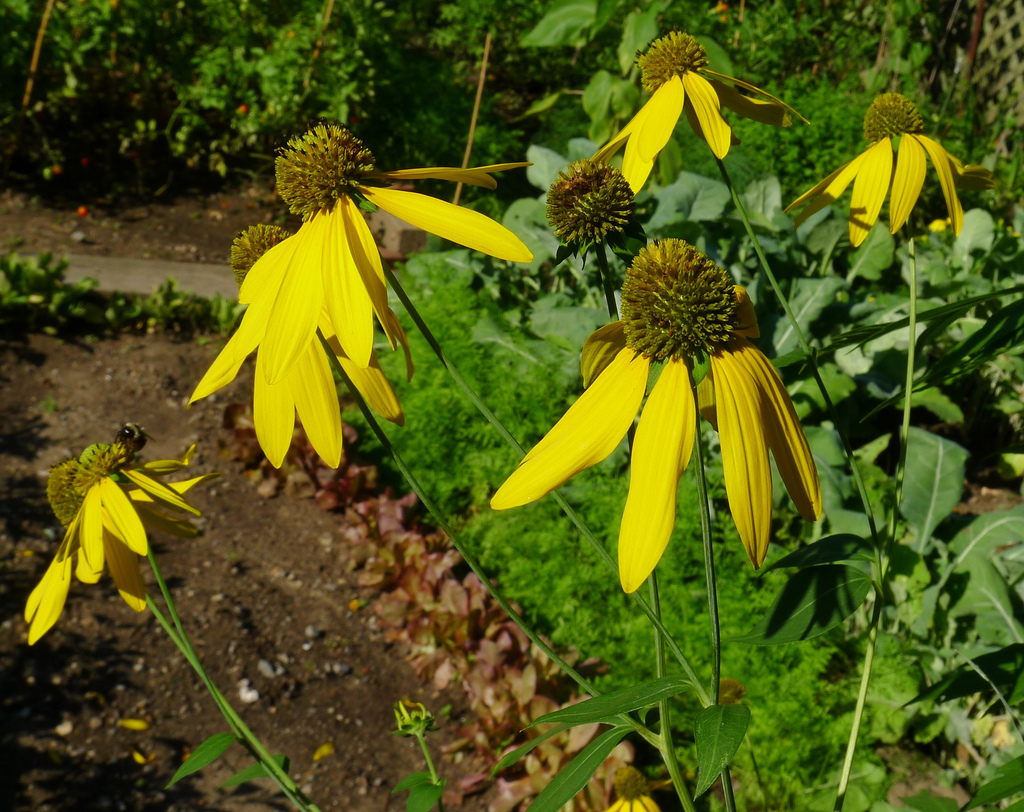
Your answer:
[0,333,481,812]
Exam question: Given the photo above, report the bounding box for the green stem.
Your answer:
[380,263,709,706]
[648,573,697,812]
[414,732,445,812]
[147,552,320,812]
[594,242,619,320]
[320,332,661,750]
[715,158,881,549]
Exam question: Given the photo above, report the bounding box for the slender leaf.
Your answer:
[694,705,751,796]
[221,754,289,787]
[732,565,872,645]
[521,0,596,47]
[965,755,1024,810]
[407,781,445,812]
[491,724,568,776]
[766,534,874,571]
[530,676,692,728]
[524,727,630,812]
[908,644,1024,705]
[165,732,236,788]
[393,771,433,793]
[900,427,969,551]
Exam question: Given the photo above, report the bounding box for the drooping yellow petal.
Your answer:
[618,358,695,593]
[889,134,927,234]
[343,196,398,350]
[784,151,868,226]
[338,351,405,426]
[261,212,328,385]
[597,103,655,192]
[121,469,199,516]
[292,341,343,468]
[99,478,148,555]
[364,187,533,263]
[133,502,200,538]
[491,348,649,509]
[189,329,251,404]
[710,79,791,127]
[733,286,759,338]
[730,338,821,521]
[374,162,530,189]
[581,321,627,388]
[323,202,375,369]
[697,368,717,429]
[26,554,74,644]
[950,155,997,191]
[712,347,772,567]
[700,68,808,123]
[593,105,646,165]
[635,75,686,164]
[238,230,296,305]
[253,348,296,469]
[105,530,147,612]
[77,487,105,583]
[917,135,963,236]
[382,307,415,381]
[682,72,732,159]
[848,139,894,247]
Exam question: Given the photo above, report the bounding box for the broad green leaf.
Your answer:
[165,732,236,788]
[949,553,1024,646]
[221,754,289,787]
[408,781,445,812]
[583,70,616,144]
[953,209,996,268]
[847,223,895,282]
[531,675,693,727]
[525,144,569,193]
[524,727,630,812]
[617,6,659,73]
[393,771,433,793]
[732,565,872,645]
[694,704,751,796]
[767,534,874,571]
[491,724,569,776]
[772,277,845,356]
[695,34,733,75]
[742,176,783,225]
[965,754,1024,809]
[906,387,963,423]
[948,505,1024,568]
[648,172,730,230]
[909,644,1024,705]
[902,790,959,812]
[900,427,969,552]
[521,0,596,48]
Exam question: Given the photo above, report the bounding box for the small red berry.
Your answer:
[80,157,91,168]
[237,104,250,114]
[77,205,90,218]
[52,164,63,176]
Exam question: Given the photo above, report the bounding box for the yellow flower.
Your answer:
[191,225,412,469]
[25,425,217,644]
[605,767,661,812]
[237,123,531,389]
[594,31,804,193]
[785,93,997,247]
[491,240,820,591]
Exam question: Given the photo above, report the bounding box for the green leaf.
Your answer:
[407,781,445,812]
[648,172,730,229]
[732,565,872,645]
[847,223,895,282]
[517,92,562,119]
[165,732,236,788]
[766,534,874,571]
[953,209,996,267]
[617,6,659,73]
[393,771,434,793]
[524,726,630,812]
[772,277,845,356]
[909,644,1024,705]
[900,427,969,552]
[530,675,693,728]
[525,144,569,193]
[901,790,959,812]
[521,0,596,47]
[965,754,1024,809]
[221,754,289,787]
[771,348,810,369]
[491,724,568,776]
[694,704,751,796]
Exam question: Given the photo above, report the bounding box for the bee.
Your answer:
[114,423,150,455]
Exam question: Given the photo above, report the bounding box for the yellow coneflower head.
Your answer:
[863,93,924,143]
[275,124,375,220]
[638,31,709,92]
[607,767,661,812]
[546,159,634,249]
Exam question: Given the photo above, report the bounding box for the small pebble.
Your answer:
[55,720,73,736]
[331,663,353,676]
[237,679,259,704]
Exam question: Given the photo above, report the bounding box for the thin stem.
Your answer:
[715,158,880,549]
[648,573,698,812]
[380,263,709,705]
[147,552,319,812]
[414,732,445,812]
[321,332,661,749]
[594,242,619,320]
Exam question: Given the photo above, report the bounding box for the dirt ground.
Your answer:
[0,186,489,811]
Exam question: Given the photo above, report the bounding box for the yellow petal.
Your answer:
[733,286,759,338]
[731,338,821,521]
[593,106,644,165]
[951,158,997,191]
[710,79,791,127]
[635,75,685,163]
[26,554,74,644]
[122,469,199,516]
[849,139,894,248]
[683,73,732,159]
[133,503,200,538]
[382,307,415,381]
[700,68,808,123]
[343,196,397,350]
[375,162,530,189]
[581,321,627,388]
[261,213,328,385]
[491,348,648,509]
[784,151,867,225]
[618,358,695,593]
[253,347,296,469]
[597,104,655,192]
[100,477,148,556]
[889,134,927,234]
[698,367,718,429]
[77,486,105,582]
[105,530,147,612]
[238,231,295,305]
[917,135,963,236]
[189,329,250,404]
[292,341,343,468]
[323,202,375,369]
[712,347,772,567]
[338,351,405,426]
[364,187,533,263]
